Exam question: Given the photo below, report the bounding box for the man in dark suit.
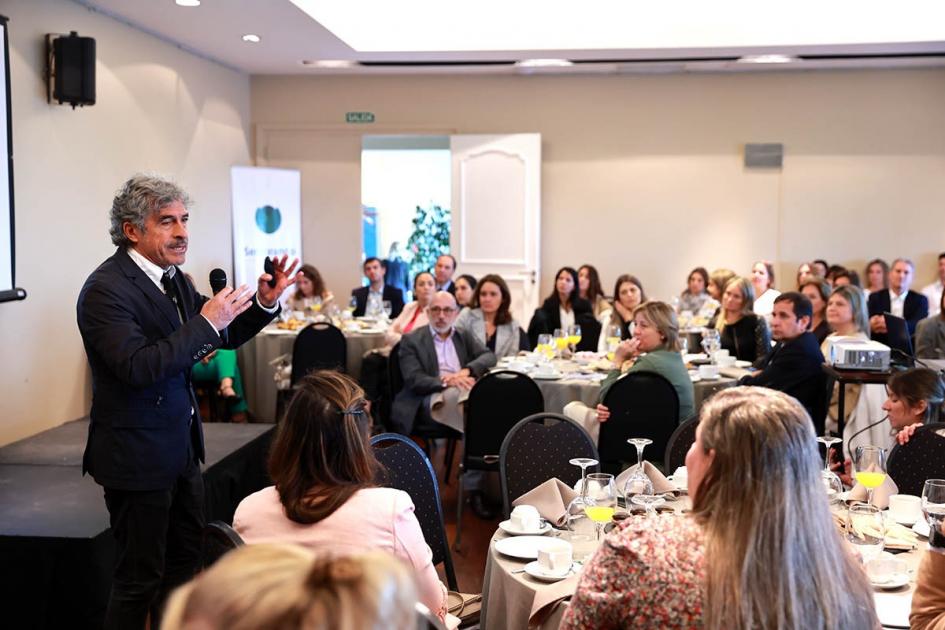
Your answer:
[740,292,827,434]
[76,175,299,630]
[868,258,929,345]
[351,256,404,317]
[434,253,457,295]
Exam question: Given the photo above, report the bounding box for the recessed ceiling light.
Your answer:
[242,34,261,43]
[175,0,201,7]
[737,54,798,64]
[300,59,357,68]
[514,58,574,68]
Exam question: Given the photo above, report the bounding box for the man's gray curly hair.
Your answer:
[109,174,192,247]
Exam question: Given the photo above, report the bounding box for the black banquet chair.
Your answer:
[499,413,599,519]
[291,322,347,385]
[454,370,544,550]
[370,432,459,591]
[387,342,460,480]
[599,371,680,475]
[887,422,945,497]
[663,415,698,474]
[201,520,244,569]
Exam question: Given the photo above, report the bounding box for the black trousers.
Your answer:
[102,451,205,630]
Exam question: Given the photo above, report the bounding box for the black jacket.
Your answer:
[867,289,929,345]
[527,296,596,348]
[351,284,405,318]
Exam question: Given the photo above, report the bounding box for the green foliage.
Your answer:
[406,204,451,282]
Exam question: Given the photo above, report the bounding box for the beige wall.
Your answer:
[0,0,251,445]
[251,70,945,305]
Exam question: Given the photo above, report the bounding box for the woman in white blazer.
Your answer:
[455,274,526,359]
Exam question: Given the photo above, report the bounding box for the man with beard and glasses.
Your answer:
[76,174,300,630]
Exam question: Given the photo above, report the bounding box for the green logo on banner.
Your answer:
[255,205,282,234]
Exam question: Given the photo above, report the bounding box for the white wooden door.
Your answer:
[449,134,541,327]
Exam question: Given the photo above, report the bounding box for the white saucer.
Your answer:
[689,374,702,382]
[699,374,721,381]
[870,573,911,590]
[498,520,553,536]
[913,520,931,538]
[523,561,577,582]
[531,372,563,380]
[495,536,562,560]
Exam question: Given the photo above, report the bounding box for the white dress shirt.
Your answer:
[922,279,943,317]
[889,289,907,318]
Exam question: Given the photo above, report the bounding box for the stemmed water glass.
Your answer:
[605,325,621,362]
[853,445,887,506]
[553,328,569,358]
[583,473,617,541]
[921,479,945,548]
[701,328,720,360]
[846,503,886,565]
[623,438,654,499]
[566,458,599,545]
[382,300,393,320]
[347,295,357,314]
[536,334,554,362]
[631,492,666,517]
[568,325,582,352]
[817,436,844,505]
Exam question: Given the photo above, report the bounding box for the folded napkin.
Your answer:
[429,387,470,433]
[529,574,581,627]
[615,461,677,495]
[849,475,899,509]
[513,478,578,527]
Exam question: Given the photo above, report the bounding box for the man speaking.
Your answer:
[76,174,298,629]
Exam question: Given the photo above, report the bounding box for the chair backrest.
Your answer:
[201,520,244,569]
[599,371,680,475]
[291,323,347,385]
[887,423,945,497]
[370,433,458,591]
[663,415,698,474]
[388,342,405,397]
[464,370,545,469]
[499,413,599,518]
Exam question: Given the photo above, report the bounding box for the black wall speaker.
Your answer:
[47,31,95,108]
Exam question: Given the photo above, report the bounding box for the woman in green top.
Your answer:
[595,300,695,424]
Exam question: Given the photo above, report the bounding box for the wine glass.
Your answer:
[846,503,885,565]
[622,438,653,499]
[347,295,358,314]
[310,295,323,313]
[631,493,666,518]
[817,436,844,506]
[553,328,569,358]
[583,473,617,541]
[382,300,393,320]
[853,445,887,506]
[678,336,689,356]
[566,458,600,549]
[568,325,582,351]
[536,334,554,362]
[605,325,621,362]
[700,328,718,357]
[922,479,945,548]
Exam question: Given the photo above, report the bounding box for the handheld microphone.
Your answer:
[209,268,227,295]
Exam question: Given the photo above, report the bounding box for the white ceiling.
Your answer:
[74,0,945,75]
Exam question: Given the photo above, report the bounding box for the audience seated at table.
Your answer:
[578,264,610,318]
[911,519,945,630]
[455,274,528,359]
[284,264,334,313]
[677,266,713,314]
[434,254,457,295]
[385,272,436,347]
[454,274,477,310]
[811,258,829,279]
[596,274,645,352]
[884,368,945,447]
[795,262,814,289]
[821,285,871,433]
[868,258,929,346]
[707,276,770,363]
[561,387,878,630]
[831,268,860,288]
[232,371,450,623]
[567,301,693,441]
[161,545,419,630]
[351,256,405,318]
[706,267,735,302]
[750,260,781,320]
[863,258,889,298]
[800,277,831,344]
[916,289,945,359]
[921,252,945,318]
[527,267,595,347]
[740,292,827,433]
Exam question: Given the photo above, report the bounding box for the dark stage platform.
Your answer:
[0,418,275,630]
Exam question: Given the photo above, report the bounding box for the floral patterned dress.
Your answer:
[560,514,706,629]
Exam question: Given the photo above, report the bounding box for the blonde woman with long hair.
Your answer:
[161,545,419,630]
[561,387,879,630]
[709,276,770,362]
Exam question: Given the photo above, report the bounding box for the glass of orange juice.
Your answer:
[568,325,582,350]
[853,445,887,506]
[553,329,569,357]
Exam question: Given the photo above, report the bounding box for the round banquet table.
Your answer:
[480,494,925,630]
[238,324,386,422]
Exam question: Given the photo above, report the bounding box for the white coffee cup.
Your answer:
[293,310,306,321]
[888,494,923,524]
[713,349,730,362]
[510,505,541,531]
[717,355,737,368]
[537,540,573,574]
[699,364,720,379]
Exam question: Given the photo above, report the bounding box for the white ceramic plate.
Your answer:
[494,536,561,560]
[913,520,931,538]
[735,360,752,368]
[523,561,578,582]
[870,573,910,590]
[498,520,553,536]
[531,372,563,380]
[699,374,721,381]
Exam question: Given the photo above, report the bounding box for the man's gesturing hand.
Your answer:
[200,285,254,331]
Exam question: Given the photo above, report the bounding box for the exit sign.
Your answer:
[346,111,375,123]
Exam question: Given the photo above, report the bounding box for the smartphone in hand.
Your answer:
[263,256,277,288]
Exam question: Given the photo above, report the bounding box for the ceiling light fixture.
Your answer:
[242,34,261,43]
[300,59,357,68]
[737,54,798,64]
[174,0,201,7]
[515,58,574,68]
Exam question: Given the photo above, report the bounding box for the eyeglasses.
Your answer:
[428,307,457,315]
